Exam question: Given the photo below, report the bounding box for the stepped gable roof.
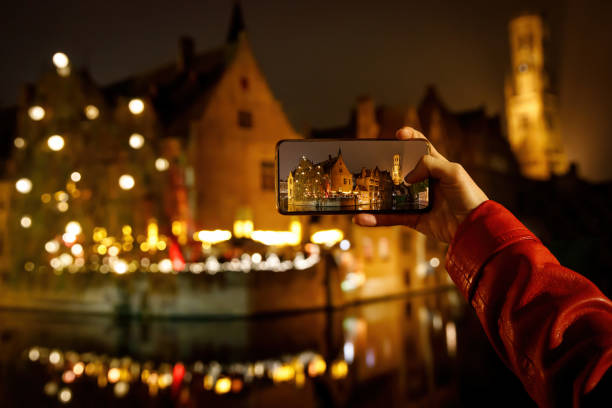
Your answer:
[317,154,340,173]
[102,3,251,139]
[103,46,230,137]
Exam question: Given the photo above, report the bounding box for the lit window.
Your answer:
[238,111,253,128]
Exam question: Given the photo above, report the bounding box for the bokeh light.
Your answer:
[84,105,99,120]
[20,215,32,228]
[14,137,26,148]
[128,98,144,114]
[155,158,169,171]
[70,171,81,182]
[118,174,135,190]
[15,178,32,194]
[52,52,69,69]
[47,135,65,151]
[128,133,145,149]
[28,106,45,121]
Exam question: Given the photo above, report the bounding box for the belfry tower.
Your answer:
[505,14,568,179]
[392,154,402,185]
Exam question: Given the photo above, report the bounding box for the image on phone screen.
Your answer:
[276,139,431,214]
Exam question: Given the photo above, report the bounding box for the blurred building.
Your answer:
[0,8,608,315]
[505,14,568,179]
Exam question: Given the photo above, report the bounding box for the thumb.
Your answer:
[404,154,459,185]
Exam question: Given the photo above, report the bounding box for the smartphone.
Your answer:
[276,139,432,215]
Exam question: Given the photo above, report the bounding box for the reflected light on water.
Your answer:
[1,290,536,407]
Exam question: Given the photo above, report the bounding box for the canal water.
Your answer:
[0,289,534,407]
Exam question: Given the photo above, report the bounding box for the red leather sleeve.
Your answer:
[446,200,612,407]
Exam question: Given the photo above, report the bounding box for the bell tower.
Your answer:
[392,154,402,185]
[505,14,568,179]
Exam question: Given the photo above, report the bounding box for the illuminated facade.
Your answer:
[391,154,402,185]
[505,14,568,179]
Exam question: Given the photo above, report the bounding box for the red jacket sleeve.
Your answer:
[446,200,612,407]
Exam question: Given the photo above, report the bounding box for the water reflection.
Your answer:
[0,289,533,407]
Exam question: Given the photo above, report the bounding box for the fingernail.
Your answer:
[356,214,377,226]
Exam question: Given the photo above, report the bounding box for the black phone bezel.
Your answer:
[275,138,433,215]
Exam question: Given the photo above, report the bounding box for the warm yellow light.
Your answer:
[93,227,107,242]
[20,215,32,228]
[108,246,119,257]
[251,230,300,246]
[195,229,232,245]
[47,135,65,151]
[214,377,232,394]
[155,158,169,171]
[55,191,69,201]
[57,202,69,212]
[97,245,107,255]
[15,178,32,194]
[45,240,60,253]
[118,174,135,190]
[73,362,84,376]
[84,105,99,120]
[41,193,51,203]
[71,244,84,256]
[233,220,253,238]
[289,219,302,240]
[65,221,82,235]
[58,387,72,403]
[147,219,158,248]
[307,357,326,377]
[111,259,128,274]
[311,229,344,247]
[122,225,132,235]
[14,137,26,148]
[28,105,45,121]
[128,133,144,149]
[272,364,295,384]
[158,259,173,273]
[108,368,121,383]
[330,360,348,379]
[128,98,144,115]
[52,52,69,69]
[62,232,77,244]
[70,171,81,182]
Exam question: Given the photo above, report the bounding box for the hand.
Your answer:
[353,127,488,243]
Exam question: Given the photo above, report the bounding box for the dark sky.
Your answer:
[1,0,611,180]
[278,140,428,177]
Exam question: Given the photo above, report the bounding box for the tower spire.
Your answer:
[227,2,246,43]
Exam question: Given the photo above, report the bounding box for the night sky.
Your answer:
[1,0,611,180]
[278,140,429,178]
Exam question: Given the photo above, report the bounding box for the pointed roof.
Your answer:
[227,2,246,43]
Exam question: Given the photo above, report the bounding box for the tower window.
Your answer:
[261,161,275,191]
[240,76,249,91]
[238,110,253,128]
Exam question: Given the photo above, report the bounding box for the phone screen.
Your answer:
[276,139,431,214]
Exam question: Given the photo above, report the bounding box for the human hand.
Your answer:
[353,127,488,243]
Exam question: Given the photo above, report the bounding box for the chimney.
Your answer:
[356,96,379,139]
[178,36,195,72]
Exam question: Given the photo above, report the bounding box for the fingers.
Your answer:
[395,126,446,160]
[353,213,420,228]
[404,154,461,185]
